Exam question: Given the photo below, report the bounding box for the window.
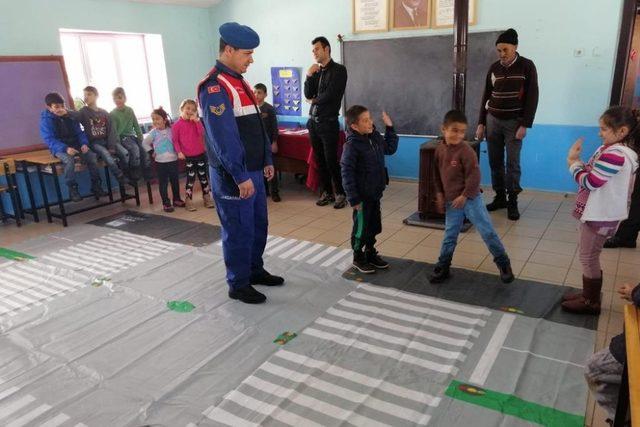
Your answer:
[60,30,171,121]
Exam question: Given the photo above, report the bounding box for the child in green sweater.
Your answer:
[110,87,151,180]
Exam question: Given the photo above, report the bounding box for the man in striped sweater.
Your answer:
[476,28,539,221]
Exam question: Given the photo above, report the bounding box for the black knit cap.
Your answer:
[496,28,518,46]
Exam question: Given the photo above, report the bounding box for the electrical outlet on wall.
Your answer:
[573,48,584,57]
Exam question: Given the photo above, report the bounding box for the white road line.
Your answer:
[275,350,440,406]
[7,403,51,427]
[0,395,36,420]
[320,249,351,267]
[304,327,457,374]
[292,243,324,261]
[203,407,259,427]
[39,413,71,427]
[225,389,323,427]
[265,239,297,256]
[502,346,586,368]
[468,313,515,386]
[278,241,311,259]
[306,246,336,264]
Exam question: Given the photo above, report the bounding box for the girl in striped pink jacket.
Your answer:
[563,106,639,314]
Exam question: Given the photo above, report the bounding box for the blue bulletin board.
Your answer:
[270,67,302,116]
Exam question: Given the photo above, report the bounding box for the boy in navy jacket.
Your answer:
[39,92,103,202]
[341,105,398,273]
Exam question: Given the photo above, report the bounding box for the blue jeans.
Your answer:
[54,150,100,187]
[90,139,123,179]
[121,136,142,169]
[438,194,509,268]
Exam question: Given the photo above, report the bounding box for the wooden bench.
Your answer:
[0,158,23,226]
[614,303,640,426]
[12,149,144,227]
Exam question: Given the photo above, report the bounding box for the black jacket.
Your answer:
[610,284,640,363]
[304,59,347,120]
[341,126,399,206]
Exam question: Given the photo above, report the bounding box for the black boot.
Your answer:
[69,184,82,202]
[498,262,515,283]
[228,285,266,304]
[352,251,375,274]
[250,270,285,286]
[507,193,520,221]
[429,265,450,283]
[92,180,106,199]
[486,192,507,211]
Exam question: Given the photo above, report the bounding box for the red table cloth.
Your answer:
[276,127,346,192]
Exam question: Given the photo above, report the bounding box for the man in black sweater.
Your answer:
[304,36,348,209]
[476,28,539,221]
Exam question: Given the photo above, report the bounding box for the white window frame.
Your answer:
[60,29,170,122]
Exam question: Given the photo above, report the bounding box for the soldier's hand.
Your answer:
[307,64,321,76]
[238,178,255,199]
[264,165,275,181]
[66,147,78,156]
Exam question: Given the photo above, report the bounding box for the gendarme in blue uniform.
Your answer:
[197,25,272,293]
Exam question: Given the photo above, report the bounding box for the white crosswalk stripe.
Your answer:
[0,231,180,320]
[205,283,487,426]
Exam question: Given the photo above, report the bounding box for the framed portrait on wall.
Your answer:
[390,0,431,30]
[431,0,477,29]
[353,0,389,33]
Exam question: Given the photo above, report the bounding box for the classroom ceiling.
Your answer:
[129,0,222,7]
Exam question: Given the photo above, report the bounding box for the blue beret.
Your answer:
[219,22,260,50]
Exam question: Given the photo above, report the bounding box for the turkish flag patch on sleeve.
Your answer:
[208,85,221,94]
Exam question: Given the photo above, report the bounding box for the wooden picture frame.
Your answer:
[353,0,389,34]
[390,0,431,31]
[431,0,477,29]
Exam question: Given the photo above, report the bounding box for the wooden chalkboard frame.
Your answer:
[0,55,74,156]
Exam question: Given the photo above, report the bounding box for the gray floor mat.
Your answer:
[0,231,594,426]
[88,210,221,247]
[342,257,598,331]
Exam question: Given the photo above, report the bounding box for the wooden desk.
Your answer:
[12,150,140,227]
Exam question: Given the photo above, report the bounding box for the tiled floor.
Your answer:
[1,177,638,427]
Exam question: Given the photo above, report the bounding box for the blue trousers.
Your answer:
[438,194,509,268]
[211,168,268,291]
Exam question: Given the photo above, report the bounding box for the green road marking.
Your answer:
[167,300,195,313]
[274,331,297,345]
[0,247,35,261]
[445,380,584,427]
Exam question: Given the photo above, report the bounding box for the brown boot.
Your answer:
[562,271,602,301]
[561,275,602,314]
[185,197,196,212]
[203,192,215,209]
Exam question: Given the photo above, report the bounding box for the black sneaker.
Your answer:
[366,250,389,269]
[603,236,637,249]
[499,263,515,283]
[250,271,285,286]
[229,285,266,304]
[69,185,82,202]
[333,194,347,209]
[316,191,335,206]
[429,265,450,283]
[353,252,376,274]
[486,194,507,211]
